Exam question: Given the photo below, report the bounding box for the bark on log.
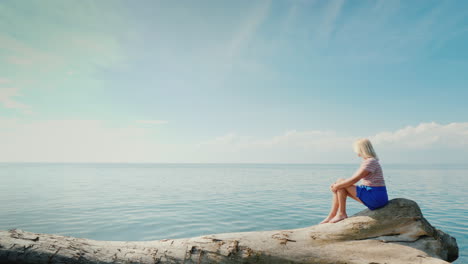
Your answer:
[0,198,458,264]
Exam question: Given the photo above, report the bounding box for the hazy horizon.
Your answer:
[2,161,468,166]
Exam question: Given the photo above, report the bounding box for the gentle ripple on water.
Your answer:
[0,163,467,263]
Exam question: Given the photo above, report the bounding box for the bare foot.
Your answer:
[329,213,348,223]
[319,215,335,224]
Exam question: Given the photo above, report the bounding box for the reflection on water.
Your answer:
[0,163,467,263]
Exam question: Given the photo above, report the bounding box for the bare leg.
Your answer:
[319,191,338,224]
[330,188,348,223]
[320,178,345,224]
[344,185,363,204]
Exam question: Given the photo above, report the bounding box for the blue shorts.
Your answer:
[356,185,389,210]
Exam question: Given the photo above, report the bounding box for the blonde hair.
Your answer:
[353,138,379,159]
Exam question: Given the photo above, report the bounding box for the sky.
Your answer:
[1,0,468,164]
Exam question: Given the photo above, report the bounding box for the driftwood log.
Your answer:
[0,198,458,264]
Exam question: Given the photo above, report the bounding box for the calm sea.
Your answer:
[0,163,466,263]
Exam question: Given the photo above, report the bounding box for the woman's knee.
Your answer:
[337,188,347,193]
[335,178,345,183]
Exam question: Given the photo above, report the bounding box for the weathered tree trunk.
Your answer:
[0,198,458,264]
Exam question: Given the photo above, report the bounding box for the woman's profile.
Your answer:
[320,138,389,224]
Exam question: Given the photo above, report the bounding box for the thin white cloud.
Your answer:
[226,0,271,60]
[200,0,272,92]
[0,78,11,84]
[1,120,467,163]
[195,122,468,163]
[0,118,169,163]
[195,129,358,163]
[317,0,345,45]
[6,56,33,66]
[136,120,168,125]
[370,121,468,148]
[198,129,356,150]
[0,1,127,113]
[196,132,253,153]
[0,87,32,113]
[0,34,61,69]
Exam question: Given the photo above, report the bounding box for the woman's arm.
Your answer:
[332,169,371,191]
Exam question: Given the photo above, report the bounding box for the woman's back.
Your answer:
[360,157,385,186]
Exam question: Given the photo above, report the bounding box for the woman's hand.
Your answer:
[330,183,338,192]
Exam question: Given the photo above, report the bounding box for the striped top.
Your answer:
[357,157,386,186]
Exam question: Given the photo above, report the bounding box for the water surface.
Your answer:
[0,163,466,263]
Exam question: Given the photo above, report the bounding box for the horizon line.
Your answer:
[1,162,467,166]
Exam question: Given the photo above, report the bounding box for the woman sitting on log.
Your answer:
[320,138,389,224]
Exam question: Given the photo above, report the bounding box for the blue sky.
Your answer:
[1,0,468,163]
